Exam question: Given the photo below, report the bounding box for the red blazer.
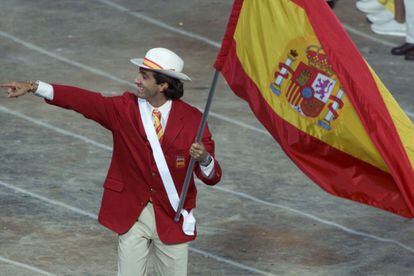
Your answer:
[47,84,222,244]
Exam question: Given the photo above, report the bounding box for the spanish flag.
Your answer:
[378,0,395,13]
[214,0,414,217]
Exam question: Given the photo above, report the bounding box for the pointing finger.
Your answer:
[0,83,14,88]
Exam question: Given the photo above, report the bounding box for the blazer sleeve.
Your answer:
[194,123,222,185]
[45,84,121,130]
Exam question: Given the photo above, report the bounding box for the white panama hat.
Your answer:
[130,48,191,81]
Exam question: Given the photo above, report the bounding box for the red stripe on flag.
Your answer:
[287,82,296,102]
[301,0,414,214]
[292,87,301,106]
[286,81,293,99]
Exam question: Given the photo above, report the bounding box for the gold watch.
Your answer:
[28,81,39,93]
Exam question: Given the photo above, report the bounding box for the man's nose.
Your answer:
[135,75,142,84]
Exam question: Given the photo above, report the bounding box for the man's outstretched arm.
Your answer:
[1,81,120,130]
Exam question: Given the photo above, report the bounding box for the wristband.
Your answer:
[200,154,212,167]
[28,81,38,93]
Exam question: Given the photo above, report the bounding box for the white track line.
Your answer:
[0,106,112,152]
[209,185,414,254]
[0,31,131,87]
[188,247,273,276]
[400,106,414,119]
[0,180,97,220]
[94,0,399,51]
[0,256,56,276]
[0,180,274,276]
[342,23,398,48]
[208,110,269,135]
[0,107,413,255]
[94,0,221,48]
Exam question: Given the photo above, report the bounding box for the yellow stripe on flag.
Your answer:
[368,65,414,167]
[378,0,395,13]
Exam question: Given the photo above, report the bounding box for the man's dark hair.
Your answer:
[153,71,184,100]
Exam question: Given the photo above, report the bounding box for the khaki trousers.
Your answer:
[117,203,189,276]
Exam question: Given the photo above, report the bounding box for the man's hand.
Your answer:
[0,81,37,98]
[189,142,208,163]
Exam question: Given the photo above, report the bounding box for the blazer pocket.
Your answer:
[103,177,125,192]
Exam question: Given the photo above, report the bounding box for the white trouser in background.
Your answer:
[405,0,414,43]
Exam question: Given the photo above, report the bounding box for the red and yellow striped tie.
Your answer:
[152,109,163,141]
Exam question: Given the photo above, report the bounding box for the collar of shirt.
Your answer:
[147,100,172,129]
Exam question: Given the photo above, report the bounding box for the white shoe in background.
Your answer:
[366,9,394,24]
[371,20,407,37]
[356,0,386,14]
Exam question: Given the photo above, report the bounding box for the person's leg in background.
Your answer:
[371,0,407,36]
[357,0,387,14]
[394,0,406,23]
[400,0,414,60]
[391,0,414,59]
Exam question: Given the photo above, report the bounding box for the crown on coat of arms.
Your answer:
[305,46,334,76]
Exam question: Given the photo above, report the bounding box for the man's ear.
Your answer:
[159,82,169,93]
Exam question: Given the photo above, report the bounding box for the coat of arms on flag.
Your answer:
[270,45,344,131]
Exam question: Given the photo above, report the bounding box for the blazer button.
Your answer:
[150,188,156,193]
[152,172,156,176]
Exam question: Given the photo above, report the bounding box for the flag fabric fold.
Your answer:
[215,0,414,217]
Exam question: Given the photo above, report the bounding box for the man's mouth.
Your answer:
[136,85,144,93]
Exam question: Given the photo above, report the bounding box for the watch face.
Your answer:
[201,155,212,166]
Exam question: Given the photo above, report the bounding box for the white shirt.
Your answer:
[34,81,215,177]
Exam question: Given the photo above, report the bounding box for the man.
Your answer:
[1,48,222,275]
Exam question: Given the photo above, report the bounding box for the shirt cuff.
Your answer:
[200,156,215,178]
[34,81,54,100]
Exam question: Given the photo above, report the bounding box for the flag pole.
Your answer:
[174,69,220,222]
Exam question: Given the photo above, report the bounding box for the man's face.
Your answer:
[134,69,166,102]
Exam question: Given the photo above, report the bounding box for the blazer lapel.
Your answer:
[162,100,185,153]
